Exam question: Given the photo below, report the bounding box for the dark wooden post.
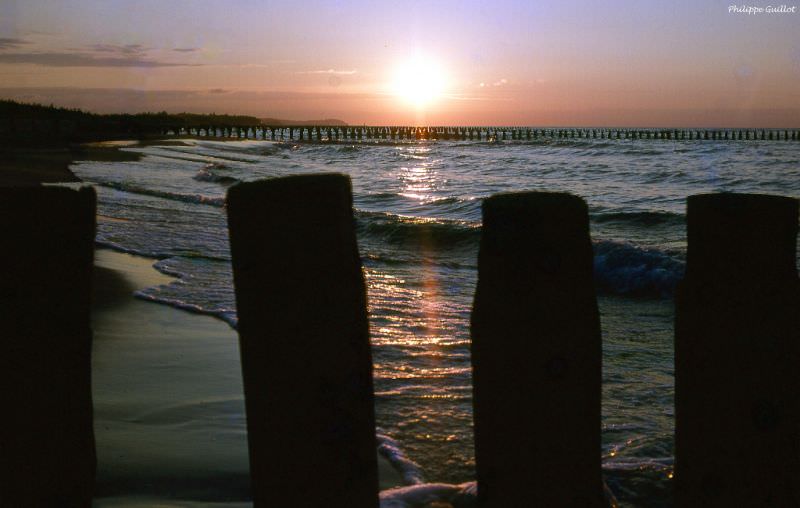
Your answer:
[471,192,605,507]
[226,174,379,508]
[0,186,96,506]
[675,193,800,507]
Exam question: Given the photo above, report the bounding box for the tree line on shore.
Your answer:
[0,99,262,145]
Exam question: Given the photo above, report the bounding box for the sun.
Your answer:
[390,56,448,108]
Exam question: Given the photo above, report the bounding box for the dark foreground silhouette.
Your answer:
[227,175,379,508]
[470,192,607,507]
[0,179,797,507]
[675,194,800,506]
[0,186,96,506]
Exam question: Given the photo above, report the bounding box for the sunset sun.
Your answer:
[390,56,448,108]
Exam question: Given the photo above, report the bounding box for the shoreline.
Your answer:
[93,248,406,505]
[10,137,446,505]
[92,248,251,505]
[0,137,201,186]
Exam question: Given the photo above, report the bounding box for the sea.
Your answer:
[69,134,800,507]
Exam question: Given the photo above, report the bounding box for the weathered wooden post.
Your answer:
[227,174,379,508]
[0,186,96,506]
[675,193,800,507]
[471,192,606,507]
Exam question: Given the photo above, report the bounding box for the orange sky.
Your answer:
[1,0,798,126]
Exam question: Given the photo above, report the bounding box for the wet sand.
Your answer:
[92,248,403,506]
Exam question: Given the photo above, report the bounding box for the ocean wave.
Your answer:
[133,290,238,328]
[355,210,480,250]
[377,434,425,486]
[355,211,683,297]
[193,164,240,185]
[620,148,665,156]
[96,181,225,207]
[95,240,171,260]
[379,482,476,508]
[593,240,684,297]
[592,210,684,227]
[94,241,238,327]
[361,192,401,203]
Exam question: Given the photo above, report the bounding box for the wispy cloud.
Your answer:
[173,47,200,53]
[298,68,357,75]
[478,78,508,88]
[88,43,147,56]
[0,40,201,67]
[0,37,28,50]
[0,52,199,67]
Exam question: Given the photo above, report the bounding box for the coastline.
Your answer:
[92,248,406,506]
[0,138,198,185]
[92,248,251,506]
[2,140,407,505]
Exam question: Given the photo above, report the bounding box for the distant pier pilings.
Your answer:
[164,125,800,143]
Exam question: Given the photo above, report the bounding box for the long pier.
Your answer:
[163,125,800,142]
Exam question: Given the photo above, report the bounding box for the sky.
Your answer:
[0,0,798,126]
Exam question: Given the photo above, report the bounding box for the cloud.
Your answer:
[0,41,202,67]
[298,68,357,75]
[0,51,199,67]
[88,43,147,56]
[0,37,28,50]
[173,47,200,53]
[479,78,508,88]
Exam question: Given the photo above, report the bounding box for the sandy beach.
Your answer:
[91,248,404,507]
[92,249,251,506]
[1,142,405,505]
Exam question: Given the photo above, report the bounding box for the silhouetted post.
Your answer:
[471,192,605,507]
[675,193,800,507]
[227,174,379,508]
[0,186,96,506]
